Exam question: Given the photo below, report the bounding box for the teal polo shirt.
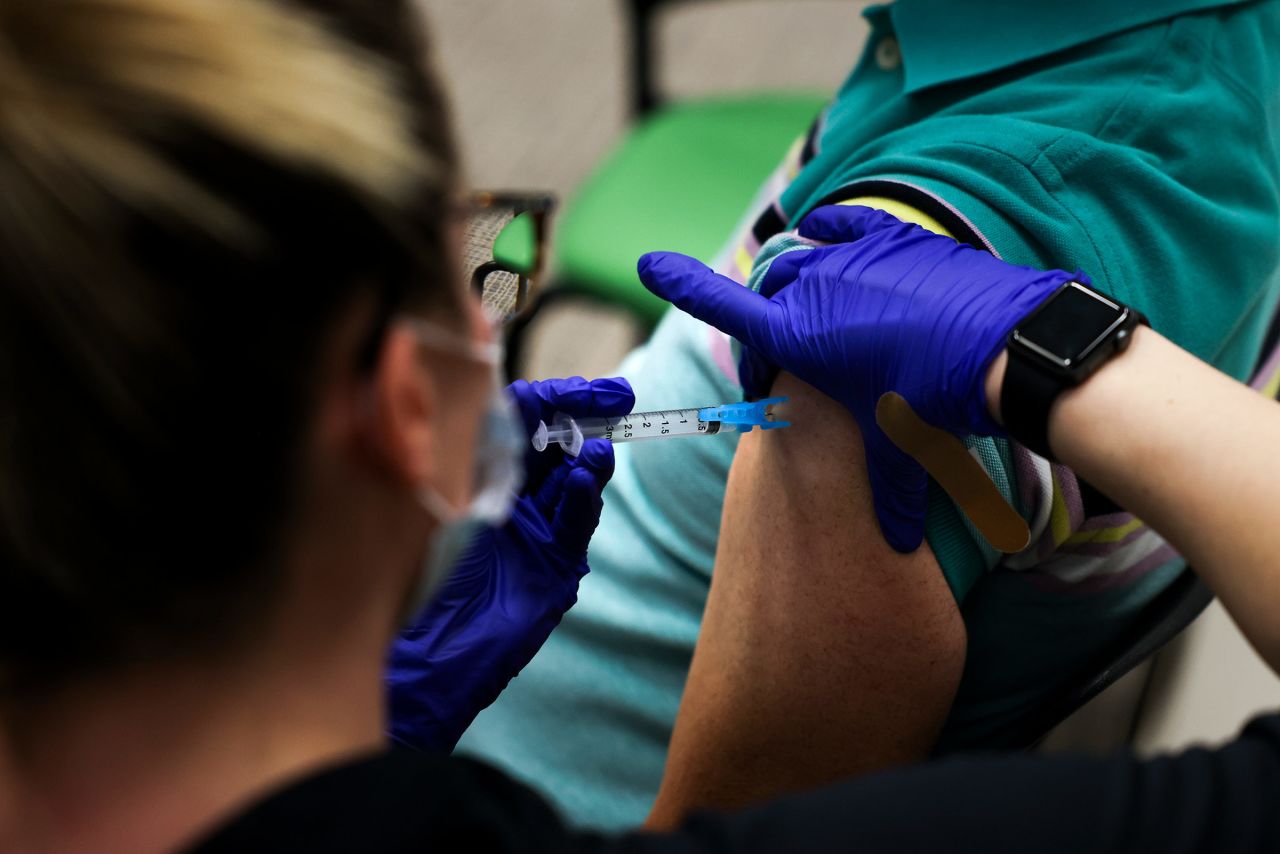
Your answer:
[459,0,1280,831]
[776,0,1280,599]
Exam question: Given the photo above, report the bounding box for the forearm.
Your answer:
[648,373,965,829]
[988,326,1280,673]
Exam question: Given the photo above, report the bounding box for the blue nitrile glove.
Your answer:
[638,205,1080,553]
[386,376,635,752]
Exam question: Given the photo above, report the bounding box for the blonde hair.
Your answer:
[0,0,439,244]
[0,0,458,691]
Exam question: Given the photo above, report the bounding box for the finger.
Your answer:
[755,247,812,300]
[531,458,574,521]
[509,379,569,494]
[572,439,616,488]
[507,379,548,438]
[530,439,614,520]
[863,431,930,553]
[531,375,593,422]
[738,344,782,402]
[539,376,635,419]
[755,243,849,300]
[525,376,636,422]
[550,467,606,563]
[796,205,907,244]
[637,252,782,360]
[582,376,635,417]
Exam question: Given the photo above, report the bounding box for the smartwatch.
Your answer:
[1001,281,1147,459]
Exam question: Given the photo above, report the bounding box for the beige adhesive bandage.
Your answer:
[875,392,1030,554]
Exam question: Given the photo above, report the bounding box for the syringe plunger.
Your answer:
[531,412,586,455]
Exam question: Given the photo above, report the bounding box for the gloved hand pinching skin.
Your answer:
[386,376,635,753]
[637,206,1079,553]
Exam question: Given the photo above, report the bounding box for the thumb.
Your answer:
[755,246,814,299]
[796,204,907,244]
[530,439,615,521]
[862,429,930,553]
[549,466,606,566]
[738,344,782,402]
[637,252,781,359]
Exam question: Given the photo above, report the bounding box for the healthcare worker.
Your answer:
[0,3,1275,854]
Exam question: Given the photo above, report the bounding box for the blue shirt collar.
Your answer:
[878,0,1249,93]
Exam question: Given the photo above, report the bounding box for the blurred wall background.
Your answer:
[420,1,865,196]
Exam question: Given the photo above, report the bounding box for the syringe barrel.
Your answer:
[574,410,717,444]
[532,409,716,456]
[530,399,786,456]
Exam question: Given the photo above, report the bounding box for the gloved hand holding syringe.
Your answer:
[531,397,790,455]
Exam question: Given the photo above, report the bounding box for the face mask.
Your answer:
[400,319,525,622]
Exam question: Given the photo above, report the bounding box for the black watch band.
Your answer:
[999,281,1146,462]
[1000,355,1062,460]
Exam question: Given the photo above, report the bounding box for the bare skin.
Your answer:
[648,371,966,828]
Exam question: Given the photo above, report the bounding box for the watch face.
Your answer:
[1012,282,1127,368]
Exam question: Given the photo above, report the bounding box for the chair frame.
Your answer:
[462,190,557,326]
[995,570,1214,751]
[628,0,777,116]
[628,0,679,116]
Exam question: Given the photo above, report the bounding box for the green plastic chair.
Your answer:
[536,0,828,330]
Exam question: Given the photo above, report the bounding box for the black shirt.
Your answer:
[188,713,1280,853]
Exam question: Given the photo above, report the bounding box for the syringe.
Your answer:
[531,397,789,456]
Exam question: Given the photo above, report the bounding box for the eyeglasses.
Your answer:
[460,191,556,325]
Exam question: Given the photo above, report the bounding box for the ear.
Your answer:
[363,325,439,487]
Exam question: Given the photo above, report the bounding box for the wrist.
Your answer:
[990,324,1153,449]
[1046,324,1154,456]
[996,281,1146,459]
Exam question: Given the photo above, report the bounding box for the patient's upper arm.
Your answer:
[649,370,967,826]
